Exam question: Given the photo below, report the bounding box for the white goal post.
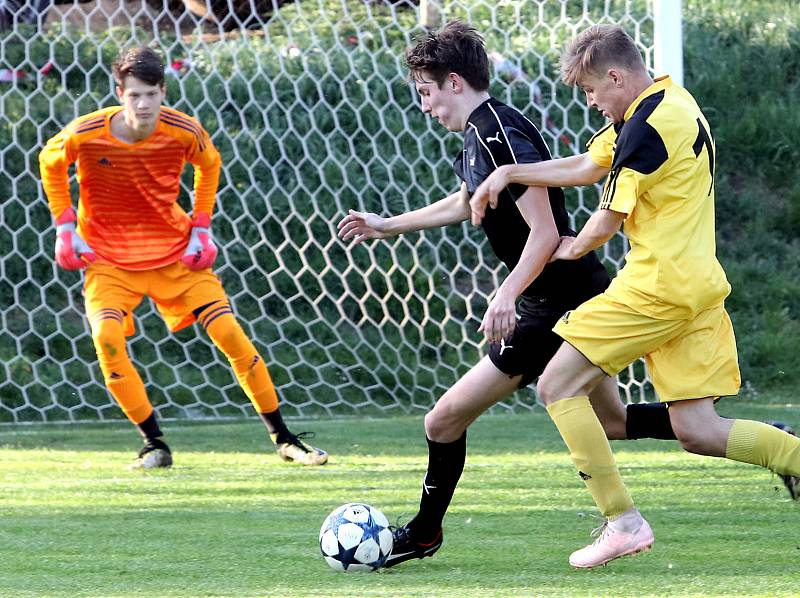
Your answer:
[654,0,684,85]
[0,0,680,424]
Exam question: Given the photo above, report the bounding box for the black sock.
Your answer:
[259,409,291,444]
[136,413,163,442]
[626,403,676,440]
[409,432,467,538]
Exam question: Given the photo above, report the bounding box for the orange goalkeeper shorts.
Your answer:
[83,261,229,336]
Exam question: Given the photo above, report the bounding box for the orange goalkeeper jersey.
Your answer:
[39,106,222,271]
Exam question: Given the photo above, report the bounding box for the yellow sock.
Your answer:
[546,395,635,518]
[203,310,279,413]
[91,312,152,425]
[726,420,800,476]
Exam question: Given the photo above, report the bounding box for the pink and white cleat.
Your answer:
[569,509,654,569]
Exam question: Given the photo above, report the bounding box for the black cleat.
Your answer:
[132,438,173,470]
[769,422,799,501]
[783,475,800,501]
[382,525,443,568]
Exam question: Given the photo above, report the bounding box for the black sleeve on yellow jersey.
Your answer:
[610,91,668,175]
[586,121,615,150]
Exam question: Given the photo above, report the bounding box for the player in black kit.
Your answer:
[336,21,676,568]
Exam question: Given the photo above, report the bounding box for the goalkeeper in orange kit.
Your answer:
[39,46,327,468]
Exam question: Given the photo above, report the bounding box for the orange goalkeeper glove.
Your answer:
[181,212,217,270]
[54,207,97,270]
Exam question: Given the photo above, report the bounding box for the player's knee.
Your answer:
[671,424,714,455]
[206,314,254,359]
[205,316,235,345]
[423,408,447,439]
[536,375,559,406]
[91,319,127,361]
[675,436,710,455]
[537,370,596,406]
[424,403,463,441]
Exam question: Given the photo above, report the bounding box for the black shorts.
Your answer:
[487,278,610,389]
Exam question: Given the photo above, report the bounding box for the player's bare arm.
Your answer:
[337,182,470,245]
[478,186,559,342]
[470,153,609,225]
[550,208,625,262]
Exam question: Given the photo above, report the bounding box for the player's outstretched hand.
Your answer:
[470,164,508,226]
[478,289,517,343]
[549,236,577,262]
[337,210,390,245]
[54,208,97,270]
[181,212,218,270]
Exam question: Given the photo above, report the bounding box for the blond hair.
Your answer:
[560,24,645,86]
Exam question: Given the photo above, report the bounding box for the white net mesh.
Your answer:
[0,0,656,423]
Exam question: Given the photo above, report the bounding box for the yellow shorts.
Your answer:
[553,293,741,402]
[84,262,229,336]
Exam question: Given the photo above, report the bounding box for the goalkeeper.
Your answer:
[39,46,327,468]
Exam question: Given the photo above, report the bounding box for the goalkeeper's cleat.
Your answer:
[382,525,443,568]
[569,509,653,569]
[769,422,800,501]
[132,438,173,470]
[276,432,328,466]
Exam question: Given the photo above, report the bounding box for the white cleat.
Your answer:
[276,432,328,466]
[569,509,654,569]
[131,445,173,470]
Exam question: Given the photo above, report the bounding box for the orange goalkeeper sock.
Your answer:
[201,305,279,414]
[91,310,152,425]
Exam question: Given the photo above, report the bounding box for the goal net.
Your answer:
[0,0,657,423]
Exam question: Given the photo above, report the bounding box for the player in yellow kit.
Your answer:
[39,46,327,468]
[470,24,800,568]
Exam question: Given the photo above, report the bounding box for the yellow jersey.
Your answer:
[587,76,730,319]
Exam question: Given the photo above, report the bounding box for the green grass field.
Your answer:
[2,401,798,598]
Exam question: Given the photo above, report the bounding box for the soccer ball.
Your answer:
[319,503,393,572]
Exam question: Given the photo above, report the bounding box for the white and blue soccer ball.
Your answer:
[319,503,393,572]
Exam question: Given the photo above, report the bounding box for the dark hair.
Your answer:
[561,24,645,86]
[112,46,165,88]
[405,20,490,91]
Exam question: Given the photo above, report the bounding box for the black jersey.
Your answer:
[453,98,608,303]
